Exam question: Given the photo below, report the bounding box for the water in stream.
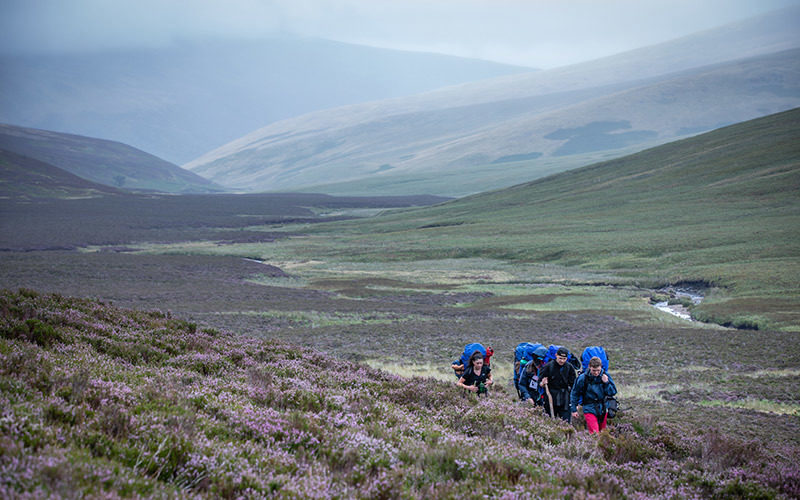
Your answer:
[653,284,706,321]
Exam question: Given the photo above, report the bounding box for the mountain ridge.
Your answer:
[187,48,800,196]
[184,7,800,196]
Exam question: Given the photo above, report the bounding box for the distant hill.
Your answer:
[185,8,800,196]
[0,124,224,194]
[0,148,122,200]
[0,37,531,164]
[300,108,800,330]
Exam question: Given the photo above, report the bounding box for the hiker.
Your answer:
[518,345,547,406]
[571,356,617,434]
[457,351,493,395]
[539,346,577,421]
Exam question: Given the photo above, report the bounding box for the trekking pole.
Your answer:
[544,384,555,418]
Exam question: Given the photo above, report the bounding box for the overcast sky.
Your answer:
[2,0,798,68]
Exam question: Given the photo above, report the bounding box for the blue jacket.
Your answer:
[570,370,617,417]
[518,363,541,403]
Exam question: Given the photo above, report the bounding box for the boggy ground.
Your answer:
[2,250,798,449]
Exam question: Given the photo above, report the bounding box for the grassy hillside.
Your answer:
[0,124,225,194]
[2,289,798,498]
[260,109,800,330]
[185,9,800,197]
[0,149,122,199]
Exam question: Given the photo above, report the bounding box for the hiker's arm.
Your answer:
[457,376,478,392]
[570,377,583,413]
[539,363,550,386]
[486,372,493,386]
[605,374,617,397]
[518,382,532,401]
[519,381,538,405]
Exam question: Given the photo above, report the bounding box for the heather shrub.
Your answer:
[97,403,133,439]
[717,478,777,500]
[596,430,660,464]
[701,430,762,472]
[1,342,54,395]
[1,290,797,499]
[2,318,65,347]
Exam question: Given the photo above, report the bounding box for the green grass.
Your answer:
[226,108,800,331]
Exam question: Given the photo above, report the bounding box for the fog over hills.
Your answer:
[0,38,530,165]
[185,7,800,197]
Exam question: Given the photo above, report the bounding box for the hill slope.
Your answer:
[1,289,798,498]
[0,37,530,164]
[185,8,800,196]
[0,149,123,199]
[292,108,800,330]
[0,124,224,194]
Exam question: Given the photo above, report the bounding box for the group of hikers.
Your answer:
[452,342,617,434]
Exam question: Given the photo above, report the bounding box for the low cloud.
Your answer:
[2,0,798,67]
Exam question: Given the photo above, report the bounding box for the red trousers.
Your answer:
[584,412,607,434]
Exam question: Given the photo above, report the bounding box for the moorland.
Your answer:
[1,108,799,497]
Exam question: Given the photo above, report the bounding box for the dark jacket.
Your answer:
[539,360,577,410]
[570,370,617,416]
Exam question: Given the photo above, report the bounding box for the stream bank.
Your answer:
[651,283,707,322]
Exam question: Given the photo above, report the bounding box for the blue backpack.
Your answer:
[461,343,487,367]
[514,342,535,365]
[542,345,581,371]
[454,343,488,377]
[581,346,609,373]
[513,342,546,397]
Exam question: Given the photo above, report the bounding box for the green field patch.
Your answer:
[698,398,800,416]
[743,368,800,379]
[210,310,423,328]
[312,277,451,293]
[368,359,515,385]
[244,275,308,289]
[470,293,582,307]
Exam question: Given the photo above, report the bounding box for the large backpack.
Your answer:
[513,342,545,396]
[513,342,533,390]
[542,345,581,371]
[461,343,487,366]
[454,343,491,378]
[580,346,609,373]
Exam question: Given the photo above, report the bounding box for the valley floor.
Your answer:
[2,250,798,448]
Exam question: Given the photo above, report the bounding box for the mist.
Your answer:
[2,0,798,68]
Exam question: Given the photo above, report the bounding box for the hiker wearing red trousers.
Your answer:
[570,356,617,434]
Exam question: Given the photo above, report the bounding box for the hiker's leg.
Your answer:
[543,398,552,417]
[558,408,571,423]
[584,413,600,434]
[598,412,608,432]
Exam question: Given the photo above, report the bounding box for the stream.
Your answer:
[652,284,706,321]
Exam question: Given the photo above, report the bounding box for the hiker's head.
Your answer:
[588,356,602,376]
[470,351,484,369]
[556,347,569,365]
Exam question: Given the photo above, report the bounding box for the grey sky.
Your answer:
[2,0,798,68]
